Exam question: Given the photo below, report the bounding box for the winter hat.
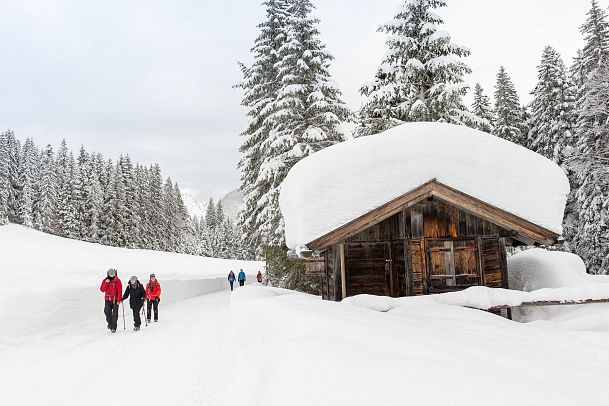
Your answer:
[130,275,138,283]
[107,269,117,277]
[150,273,156,279]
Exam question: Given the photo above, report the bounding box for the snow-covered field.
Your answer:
[1,226,609,405]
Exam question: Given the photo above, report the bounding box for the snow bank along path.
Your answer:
[227,286,609,406]
[0,224,263,341]
[280,122,570,249]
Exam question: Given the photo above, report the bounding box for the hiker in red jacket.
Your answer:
[100,268,122,333]
[256,271,263,283]
[146,274,162,323]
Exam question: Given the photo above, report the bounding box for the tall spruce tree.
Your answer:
[356,0,476,137]
[493,66,526,146]
[238,0,349,252]
[471,83,494,133]
[255,0,349,246]
[19,138,40,227]
[237,0,292,255]
[564,0,609,274]
[528,46,576,163]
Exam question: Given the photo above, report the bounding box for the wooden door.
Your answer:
[344,242,392,297]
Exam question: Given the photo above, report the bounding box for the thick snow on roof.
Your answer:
[280,122,570,249]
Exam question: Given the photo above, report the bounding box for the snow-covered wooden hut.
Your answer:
[279,122,570,301]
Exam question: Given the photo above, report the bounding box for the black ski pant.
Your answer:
[239,280,245,287]
[131,304,143,328]
[229,281,234,291]
[147,299,159,321]
[104,301,119,330]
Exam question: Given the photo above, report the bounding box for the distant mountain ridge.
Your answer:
[181,189,243,222]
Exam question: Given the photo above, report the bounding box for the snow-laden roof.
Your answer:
[279,122,570,249]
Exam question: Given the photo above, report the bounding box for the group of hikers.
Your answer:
[227,269,263,291]
[100,269,161,333]
[100,268,263,333]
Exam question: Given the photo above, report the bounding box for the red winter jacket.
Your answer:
[146,282,161,301]
[100,277,123,303]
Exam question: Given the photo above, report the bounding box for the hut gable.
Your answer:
[309,179,560,251]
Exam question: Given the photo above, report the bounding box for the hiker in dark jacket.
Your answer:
[122,276,146,331]
[100,268,122,333]
[228,270,236,291]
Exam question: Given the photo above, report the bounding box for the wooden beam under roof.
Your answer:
[308,179,559,251]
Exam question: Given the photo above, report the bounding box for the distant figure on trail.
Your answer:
[122,276,146,331]
[228,270,236,291]
[238,269,246,287]
[256,271,262,283]
[146,274,162,323]
[100,269,122,333]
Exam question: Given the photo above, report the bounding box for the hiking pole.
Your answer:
[121,301,126,330]
[142,300,148,327]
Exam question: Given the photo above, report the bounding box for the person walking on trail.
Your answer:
[256,271,262,284]
[146,274,162,323]
[122,276,146,331]
[100,269,122,333]
[228,270,236,291]
[238,269,246,287]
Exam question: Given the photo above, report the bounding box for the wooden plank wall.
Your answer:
[345,199,509,245]
[320,198,512,300]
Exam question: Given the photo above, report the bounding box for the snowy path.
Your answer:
[0,290,232,406]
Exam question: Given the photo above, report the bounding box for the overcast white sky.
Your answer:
[0,0,594,200]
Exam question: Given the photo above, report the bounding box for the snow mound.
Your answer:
[508,248,609,324]
[508,248,608,290]
[280,122,570,249]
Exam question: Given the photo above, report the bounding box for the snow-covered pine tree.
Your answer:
[493,66,526,146]
[34,145,57,232]
[172,181,192,253]
[0,131,9,225]
[5,131,23,223]
[570,58,609,274]
[148,164,165,250]
[254,0,350,246]
[356,0,476,137]
[133,164,151,248]
[562,1,609,272]
[471,83,494,133]
[19,138,40,227]
[237,0,292,255]
[528,46,576,163]
[57,152,79,238]
[162,177,178,251]
[117,155,138,247]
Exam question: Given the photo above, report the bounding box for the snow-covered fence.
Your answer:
[433,284,609,312]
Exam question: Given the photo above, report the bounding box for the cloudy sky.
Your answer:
[0,0,593,201]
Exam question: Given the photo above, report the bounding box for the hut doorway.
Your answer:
[344,242,395,297]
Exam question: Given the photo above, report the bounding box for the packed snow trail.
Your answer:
[0,290,231,406]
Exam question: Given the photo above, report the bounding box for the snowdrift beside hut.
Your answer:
[280,122,570,250]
